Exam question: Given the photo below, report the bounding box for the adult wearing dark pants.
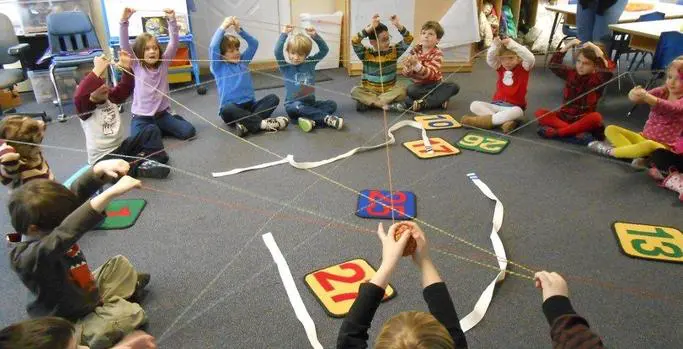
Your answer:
[405,82,460,111]
[219,94,281,133]
[577,0,628,44]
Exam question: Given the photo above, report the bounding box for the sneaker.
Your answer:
[137,160,170,179]
[501,120,519,134]
[388,102,406,112]
[324,115,344,130]
[263,116,289,132]
[537,126,557,138]
[411,99,426,112]
[631,158,648,171]
[356,101,370,112]
[130,273,151,303]
[235,123,248,137]
[298,118,315,132]
[587,141,614,156]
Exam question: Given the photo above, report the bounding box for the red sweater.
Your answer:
[492,64,530,109]
[549,51,615,122]
[404,44,444,84]
[73,71,134,119]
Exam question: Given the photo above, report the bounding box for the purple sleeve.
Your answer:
[163,18,179,61]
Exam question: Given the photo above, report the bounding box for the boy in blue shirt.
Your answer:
[210,17,289,137]
[275,24,342,132]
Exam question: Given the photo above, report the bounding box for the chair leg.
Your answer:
[616,58,622,91]
[49,65,66,122]
[628,52,639,71]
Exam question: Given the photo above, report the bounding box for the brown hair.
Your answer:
[286,33,313,56]
[0,116,45,159]
[577,44,607,68]
[8,179,81,235]
[0,317,75,349]
[133,33,162,69]
[422,21,445,39]
[220,34,241,57]
[375,311,454,349]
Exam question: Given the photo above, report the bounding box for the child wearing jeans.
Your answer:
[336,222,468,349]
[461,37,535,134]
[589,57,683,167]
[120,7,196,141]
[275,24,342,132]
[7,159,150,349]
[210,16,288,137]
[536,40,615,143]
[74,52,170,179]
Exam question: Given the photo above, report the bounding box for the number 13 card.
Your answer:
[304,259,396,317]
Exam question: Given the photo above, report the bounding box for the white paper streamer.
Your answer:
[262,233,323,349]
[459,173,507,332]
[213,120,432,177]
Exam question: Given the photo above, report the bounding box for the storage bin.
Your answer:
[28,70,55,103]
[16,0,91,35]
[28,66,87,104]
[300,11,343,70]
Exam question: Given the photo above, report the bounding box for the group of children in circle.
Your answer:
[0,7,680,349]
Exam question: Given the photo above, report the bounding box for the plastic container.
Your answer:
[300,11,343,70]
[13,0,91,35]
[28,70,55,103]
[28,66,84,104]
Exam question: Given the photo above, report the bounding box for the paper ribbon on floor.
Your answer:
[459,173,507,332]
[213,120,432,177]
[263,232,323,349]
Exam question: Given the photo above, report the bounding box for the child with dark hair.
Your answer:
[336,222,468,349]
[350,14,413,112]
[0,116,53,189]
[0,317,156,349]
[536,39,615,144]
[391,20,460,112]
[120,7,196,141]
[8,159,150,349]
[74,52,170,179]
[210,16,288,137]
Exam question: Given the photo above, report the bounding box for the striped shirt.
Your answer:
[352,27,413,94]
[404,44,443,84]
[0,142,54,188]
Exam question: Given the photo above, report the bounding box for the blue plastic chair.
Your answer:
[46,11,102,121]
[627,12,666,70]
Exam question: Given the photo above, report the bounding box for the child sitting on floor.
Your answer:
[8,159,150,349]
[336,222,468,349]
[275,24,342,132]
[648,137,683,201]
[534,271,606,348]
[0,317,157,349]
[0,116,54,189]
[350,14,412,112]
[210,16,289,137]
[588,56,683,167]
[74,52,170,179]
[120,7,196,141]
[462,37,535,133]
[392,20,460,112]
[536,39,615,144]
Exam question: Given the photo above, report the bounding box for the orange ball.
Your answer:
[393,223,417,256]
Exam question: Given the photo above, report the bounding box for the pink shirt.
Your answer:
[642,87,683,147]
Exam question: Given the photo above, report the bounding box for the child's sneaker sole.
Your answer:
[298,118,314,132]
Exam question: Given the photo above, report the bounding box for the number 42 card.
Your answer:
[304,258,396,317]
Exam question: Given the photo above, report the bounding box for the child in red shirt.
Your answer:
[537,40,615,143]
[462,37,535,133]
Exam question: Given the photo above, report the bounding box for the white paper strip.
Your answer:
[262,233,324,349]
[213,120,432,177]
[459,173,507,332]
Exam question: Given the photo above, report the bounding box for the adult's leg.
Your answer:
[155,111,197,140]
[576,2,597,43]
[593,0,628,44]
[557,112,603,137]
[220,102,261,132]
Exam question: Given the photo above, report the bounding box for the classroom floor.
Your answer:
[1,56,681,349]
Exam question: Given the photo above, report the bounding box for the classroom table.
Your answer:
[609,18,683,52]
[543,2,683,63]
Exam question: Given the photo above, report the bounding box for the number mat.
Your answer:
[304,258,396,317]
[356,189,416,220]
[414,114,461,130]
[403,137,460,159]
[612,222,683,263]
[457,132,509,154]
[97,199,147,230]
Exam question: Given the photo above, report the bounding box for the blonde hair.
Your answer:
[496,45,518,58]
[286,33,313,56]
[375,311,454,349]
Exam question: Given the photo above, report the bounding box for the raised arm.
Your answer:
[119,8,135,56]
[162,10,179,60]
[274,27,290,68]
[548,50,570,80]
[504,39,535,71]
[392,15,413,57]
[240,28,259,62]
[209,26,226,74]
[486,39,501,69]
[307,29,329,63]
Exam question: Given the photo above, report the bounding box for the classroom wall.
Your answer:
[291,0,337,27]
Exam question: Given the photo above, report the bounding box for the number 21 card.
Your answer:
[304,258,396,317]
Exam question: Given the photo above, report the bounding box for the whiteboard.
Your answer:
[103,0,190,39]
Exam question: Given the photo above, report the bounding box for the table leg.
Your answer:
[545,13,560,70]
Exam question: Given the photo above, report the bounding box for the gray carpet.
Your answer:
[0,59,681,349]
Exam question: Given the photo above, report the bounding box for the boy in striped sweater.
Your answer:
[391,21,460,112]
[350,14,413,112]
[0,116,54,190]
